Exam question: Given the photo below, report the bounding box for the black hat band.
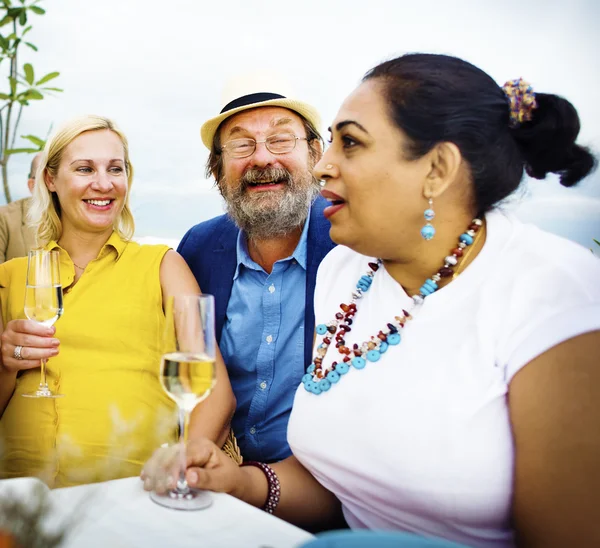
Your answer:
[220,93,286,114]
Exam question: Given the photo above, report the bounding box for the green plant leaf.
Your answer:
[23,62,33,84]
[35,71,59,85]
[42,86,63,92]
[29,5,44,14]
[9,75,17,94]
[0,34,9,49]
[594,239,600,247]
[22,88,42,100]
[24,40,36,51]
[21,134,45,147]
[18,9,26,25]
[6,147,39,154]
[0,15,13,27]
[22,24,31,35]
[0,92,10,100]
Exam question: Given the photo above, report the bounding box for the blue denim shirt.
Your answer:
[220,218,310,463]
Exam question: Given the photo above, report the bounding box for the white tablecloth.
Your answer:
[0,476,314,548]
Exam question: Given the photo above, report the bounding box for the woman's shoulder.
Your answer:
[121,240,171,262]
[0,257,28,288]
[490,210,600,290]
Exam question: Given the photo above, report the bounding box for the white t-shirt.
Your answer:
[287,210,600,548]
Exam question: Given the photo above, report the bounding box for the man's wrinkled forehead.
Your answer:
[219,106,305,140]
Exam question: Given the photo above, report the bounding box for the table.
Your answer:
[0,476,314,548]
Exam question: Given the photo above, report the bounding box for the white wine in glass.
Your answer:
[22,249,64,398]
[151,294,217,511]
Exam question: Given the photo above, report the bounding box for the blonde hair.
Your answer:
[28,115,135,246]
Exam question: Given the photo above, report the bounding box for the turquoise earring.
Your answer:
[420,199,435,240]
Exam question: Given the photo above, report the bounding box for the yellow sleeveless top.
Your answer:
[0,233,178,487]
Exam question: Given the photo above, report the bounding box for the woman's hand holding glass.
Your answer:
[142,437,246,498]
[0,319,60,375]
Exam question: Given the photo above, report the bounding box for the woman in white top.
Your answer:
[142,53,600,547]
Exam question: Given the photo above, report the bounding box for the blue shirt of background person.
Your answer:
[220,214,309,462]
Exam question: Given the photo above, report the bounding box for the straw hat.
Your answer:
[200,72,322,149]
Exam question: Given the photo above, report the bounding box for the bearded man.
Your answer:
[178,77,335,463]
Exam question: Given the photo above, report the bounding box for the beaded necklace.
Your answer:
[302,218,484,395]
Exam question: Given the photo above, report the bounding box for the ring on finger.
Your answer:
[13,345,24,360]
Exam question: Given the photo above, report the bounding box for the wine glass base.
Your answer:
[150,487,213,511]
[22,390,64,398]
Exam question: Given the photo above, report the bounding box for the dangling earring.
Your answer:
[420,198,435,240]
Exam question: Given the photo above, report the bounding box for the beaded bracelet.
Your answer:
[240,461,281,514]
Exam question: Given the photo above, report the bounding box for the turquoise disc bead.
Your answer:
[302,373,313,383]
[379,341,389,354]
[307,363,315,373]
[316,324,327,335]
[326,370,341,383]
[352,356,366,369]
[388,333,401,345]
[366,350,381,362]
[459,233,474,245]
[336,362,350,374]
[318,379,331,391]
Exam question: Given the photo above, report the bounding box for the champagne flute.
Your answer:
[22,249,64,398]
[150,294,217,511]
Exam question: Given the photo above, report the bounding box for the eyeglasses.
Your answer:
[221,132,308,159]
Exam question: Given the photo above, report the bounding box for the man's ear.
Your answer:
[309,139,323,164]
[44,170,56,192]
[423,142,462,200]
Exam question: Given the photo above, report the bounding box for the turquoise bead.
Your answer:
[302,373,312,383]
[316,324,327,335]
[307,363,315,374]
[366,350,381,362]
[303,380,313,392]
[379,341,389,354]
[388,333,401,345]
[310,384,322,395]
[326,370,341,383]
[424,208,435,221]
[459,233,474,245]
[421,224,435,240]
[318,379,331,392]
[351,356,366,369]
[336,362,350,374]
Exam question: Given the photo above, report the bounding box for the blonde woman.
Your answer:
[0,115,235,487]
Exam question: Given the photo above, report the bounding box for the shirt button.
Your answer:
[268,284,275,294]
[250,427,256,435]
[266,335,273,343]
[260,381,267,390]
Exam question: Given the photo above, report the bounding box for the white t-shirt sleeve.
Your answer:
[497,244,600,383]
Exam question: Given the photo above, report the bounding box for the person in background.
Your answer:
[176,75,335,463]
[143,54,600,547]
[0,152,41,263]
[0,115,236,487]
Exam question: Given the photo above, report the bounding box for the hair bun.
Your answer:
[511,93,597,187]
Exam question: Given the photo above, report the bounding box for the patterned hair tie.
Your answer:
[502,78,537,127]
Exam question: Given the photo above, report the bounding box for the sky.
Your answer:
[2,0,599,248]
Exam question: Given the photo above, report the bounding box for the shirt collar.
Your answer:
[46,231,128,262]
[233,206,312,279]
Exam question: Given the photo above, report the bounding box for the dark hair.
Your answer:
[364,53,597,212]
[205,114,323,182]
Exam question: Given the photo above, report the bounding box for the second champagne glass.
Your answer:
[150,294,217,511]
[22,249,64,399]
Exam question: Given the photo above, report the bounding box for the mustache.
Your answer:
[240,167,292,187]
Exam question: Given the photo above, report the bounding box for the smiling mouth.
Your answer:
[84,199,113,206]
[246,178,287,187]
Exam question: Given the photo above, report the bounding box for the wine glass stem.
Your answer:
[177,407,191,493]
[39,358,48,389]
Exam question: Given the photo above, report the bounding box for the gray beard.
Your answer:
[219,166,320,240]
